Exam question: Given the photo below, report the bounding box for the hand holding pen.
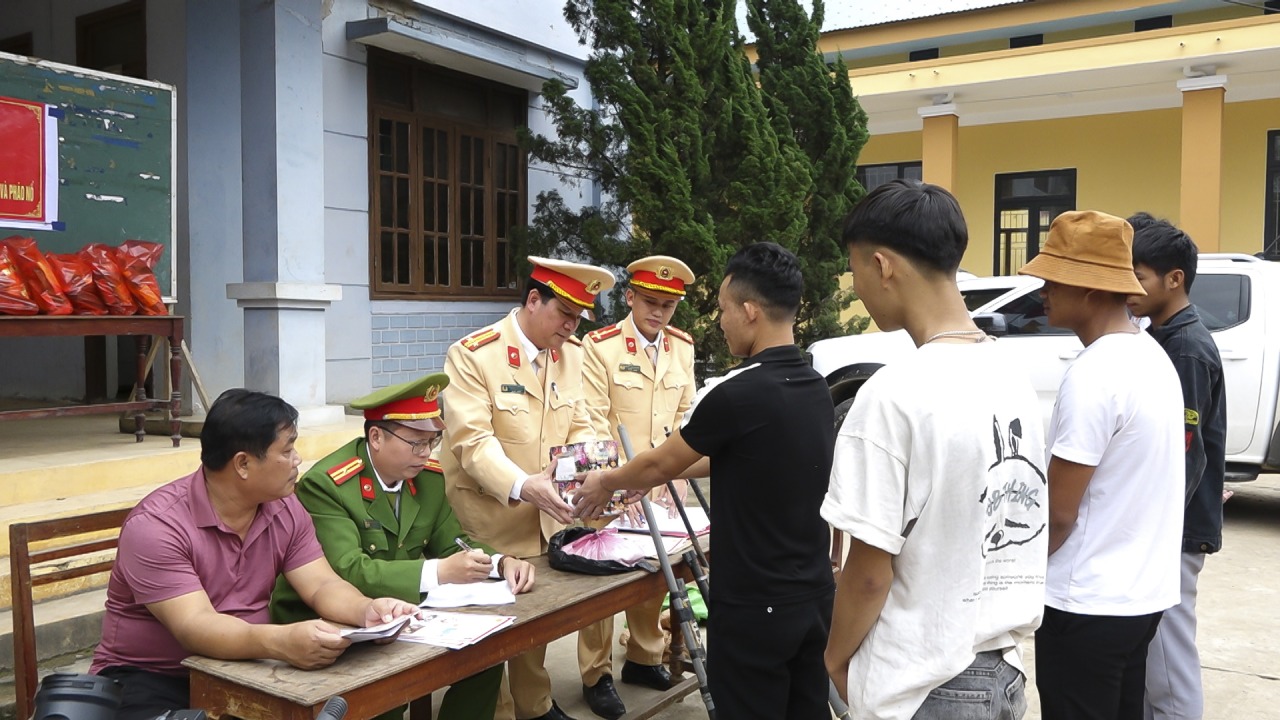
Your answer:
[437,537,492,584]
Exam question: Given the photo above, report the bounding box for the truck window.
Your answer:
[1189,274,1250,331]
[992,291,1073,336]
[961,288,1011,311]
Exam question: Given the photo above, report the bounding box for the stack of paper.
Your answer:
[607,506,709,537]
[339,615,413,643]
[398,611,516,650]
[421,581,516,609]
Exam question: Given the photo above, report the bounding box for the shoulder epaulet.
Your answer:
[587,323,622,343]
[566,335,583,346]
[666,326,693,344]
[422,457,443,474]
[327,457,364,485]
[460,327,500,352]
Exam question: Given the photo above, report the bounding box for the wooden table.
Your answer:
[0,315,184,446]
[186,548,707,720]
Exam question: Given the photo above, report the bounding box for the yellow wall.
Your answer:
[853,102,1278,275]
[1223,98,1280,252]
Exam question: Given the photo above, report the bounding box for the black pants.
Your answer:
[706,589,834,720]
[1035,606,1164,720]
[96,666,190,720]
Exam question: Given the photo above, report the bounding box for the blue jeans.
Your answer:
[913,650,1028,720]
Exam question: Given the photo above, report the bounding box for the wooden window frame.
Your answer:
[855,161,922,193]
[76,0,147,79]
[1265,130,1280,258]
[368,53,526,301]
[0,32,34,57]
[992,169,1077,276]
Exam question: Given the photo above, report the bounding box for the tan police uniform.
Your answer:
[440,257,614,720]
[577,256,698,686]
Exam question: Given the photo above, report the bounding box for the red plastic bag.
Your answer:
[1,236,73,315]
[0,244,39,315]
[113,241,167,315]
[117,240,164,269]
[80,244,137,315]
[46,252,109,315]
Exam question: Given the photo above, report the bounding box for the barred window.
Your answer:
[369,51,525,299]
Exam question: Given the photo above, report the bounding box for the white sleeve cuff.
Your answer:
[489,553,504,579]
[509,473,529,500]
[419,559,441,593]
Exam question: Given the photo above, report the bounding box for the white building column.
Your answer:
[227,0,343,426]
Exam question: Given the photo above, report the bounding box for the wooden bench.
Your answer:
[9,507,131,720]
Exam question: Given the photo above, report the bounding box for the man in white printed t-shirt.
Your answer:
[1018,210,1182,720]
[822,179,1048,720]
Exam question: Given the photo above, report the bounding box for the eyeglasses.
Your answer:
[379,425,442,456]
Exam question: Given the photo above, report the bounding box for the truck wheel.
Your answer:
[834,397,855,431]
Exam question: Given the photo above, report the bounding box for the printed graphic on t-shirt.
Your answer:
[981,417,1047,557]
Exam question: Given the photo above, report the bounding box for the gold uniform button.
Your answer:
[398,542,404,548]
[368,544,376,551]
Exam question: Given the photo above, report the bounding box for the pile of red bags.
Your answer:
[0,236,168,316]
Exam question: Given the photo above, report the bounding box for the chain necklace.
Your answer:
[924,329,989,344]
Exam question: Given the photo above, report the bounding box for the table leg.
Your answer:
[134,335,150,443]
[169,328,183,447]
[667,590,687,679]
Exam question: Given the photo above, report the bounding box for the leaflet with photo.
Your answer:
[549,441,626,515]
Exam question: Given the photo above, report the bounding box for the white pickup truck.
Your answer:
[809,254,1280,481]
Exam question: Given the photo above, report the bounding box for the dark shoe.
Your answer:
[621,659,674,691]
[527,700,579,720]
[581,675,626,719]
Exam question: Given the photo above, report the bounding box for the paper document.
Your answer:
[605,531,691,560]
[339,615,412,643]
[607,506,709,537]
[398,611,516,650]
[421,581,516,609]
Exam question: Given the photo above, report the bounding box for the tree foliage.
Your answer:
[516,0,869,376]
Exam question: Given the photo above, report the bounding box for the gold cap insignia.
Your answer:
[586,279,603,293]
[424,386,440,402]
[658,265,672,280]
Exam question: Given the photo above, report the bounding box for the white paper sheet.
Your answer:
[398,611,516,649]
[420,581,516,609]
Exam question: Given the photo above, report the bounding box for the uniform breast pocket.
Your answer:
[359,529,389,556]
[546,390,581,440]
[493,392,533,444]
[658,373,689,413]
[611,372,646,395]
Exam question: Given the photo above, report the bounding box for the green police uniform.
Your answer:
[271,375,502,720]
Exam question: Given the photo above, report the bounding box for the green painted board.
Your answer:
[0,51,176,298]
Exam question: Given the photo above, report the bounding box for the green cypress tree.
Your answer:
[518,0,846,376]
[746,0,872,339]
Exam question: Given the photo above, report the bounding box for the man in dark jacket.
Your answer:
[1127,213,1227,720]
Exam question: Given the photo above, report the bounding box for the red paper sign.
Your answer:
[0,96,46,222]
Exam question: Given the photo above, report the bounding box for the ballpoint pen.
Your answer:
[454,537,477,553]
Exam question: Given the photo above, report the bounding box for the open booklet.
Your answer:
[606,505,709,538]
[398,611,516,650]
[338,615,413,643]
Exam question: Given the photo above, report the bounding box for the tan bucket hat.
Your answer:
[1018,210,1145,295]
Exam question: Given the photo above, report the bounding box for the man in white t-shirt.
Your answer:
[822,179,1048,720]
[1018,210,1183,720]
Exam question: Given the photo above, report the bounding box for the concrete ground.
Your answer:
[534,476,1280,720]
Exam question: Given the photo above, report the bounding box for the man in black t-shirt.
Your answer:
[574,242,836,720]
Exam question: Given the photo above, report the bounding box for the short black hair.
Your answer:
[200,389,299,471]
[524,277,557,305]
[1128,212,1199,291]
[841,179,968,274]
[723,242,803,321]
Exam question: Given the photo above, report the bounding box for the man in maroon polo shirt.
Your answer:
[90,389,420,720]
